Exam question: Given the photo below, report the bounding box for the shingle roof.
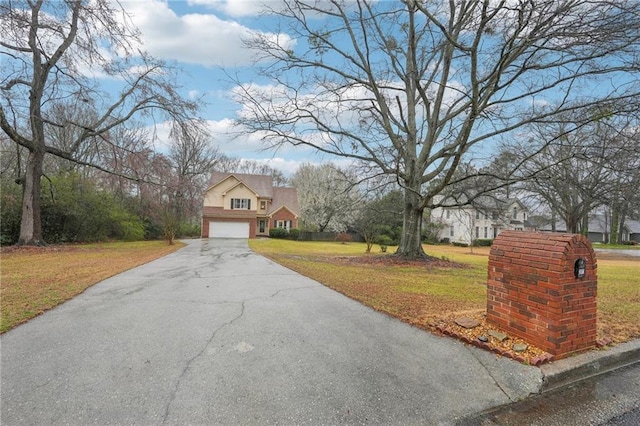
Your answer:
[269,187,300,216]
[207,172,299,216]
[208,172,274,198]
[437,194,527,212]
[626,219,640,234]
[539,214,639,234]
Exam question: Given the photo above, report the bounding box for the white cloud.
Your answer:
[120,0,294,67]
[207,118,312,156]
[251,157,302,176]
[186,0,273,17]
[530,97,551,109]
[147,117,355,176]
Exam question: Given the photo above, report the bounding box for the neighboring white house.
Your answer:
[539,214,640,244]
[430,196,530,245]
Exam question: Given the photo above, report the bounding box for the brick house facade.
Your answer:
[202,173,299,238]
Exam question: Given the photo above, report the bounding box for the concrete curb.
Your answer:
[539,339,640,393]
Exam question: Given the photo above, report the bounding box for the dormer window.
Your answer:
[512,207,517,219]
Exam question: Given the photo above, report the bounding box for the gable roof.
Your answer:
[625,219,640,234]
[436,194,528,212]
[206,172,300,215]
[269,187,300,216]
[207,172,274,198]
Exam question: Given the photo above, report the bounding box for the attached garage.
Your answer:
[208,221,250,239]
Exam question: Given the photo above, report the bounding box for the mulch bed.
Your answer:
[433,312,554,366]
[433,312,615,366]
[333,254,471,269]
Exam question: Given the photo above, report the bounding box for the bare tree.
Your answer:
[598,116,640,242]
[232,0,640,257]
[0,0,205,245]
[212,155,289,186]
[517,116,635,235]
[168,125,222,224]
[354,189,403,253]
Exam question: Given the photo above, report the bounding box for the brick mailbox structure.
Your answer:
[487,230,597,359]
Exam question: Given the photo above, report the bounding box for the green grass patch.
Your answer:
[592,243,640,250]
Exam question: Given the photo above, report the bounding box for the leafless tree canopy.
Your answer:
[516,113,640,237]
[0,0,207,244]
[233,0,640,257]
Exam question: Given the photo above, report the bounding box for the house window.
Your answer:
[523,212,527,221]
[475,211,480,220]
[449,225,454,237]
[446,209,451,219]
[492,212,498,220]
[277,220,292,230]
[484,227,488,238]
[231,198,251,210]
[512,207,517,219]
[493,227,498,238]
[475,227,479,238]
[260,200,266,210]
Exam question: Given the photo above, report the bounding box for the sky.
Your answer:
[118,0,325,176]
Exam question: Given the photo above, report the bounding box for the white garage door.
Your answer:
[209,221,250,238]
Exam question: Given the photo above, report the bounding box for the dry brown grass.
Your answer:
[249,240,640,354]
[0,241,184,333]
[2,238,637,360]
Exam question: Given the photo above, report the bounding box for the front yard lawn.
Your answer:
[249,239,640,354]
[2,238,637,364]
[0,241,184,333]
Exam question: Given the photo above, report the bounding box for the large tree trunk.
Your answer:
[611,208,619,244]
[396,186,426,258]
[18,149,45,245]
[581,214,589,237]
[618,209,627,243]
[565,212,581,234]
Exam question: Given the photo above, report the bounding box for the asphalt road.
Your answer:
[1,239,542,425]
[460,363,640,425]
[594,248,640,258]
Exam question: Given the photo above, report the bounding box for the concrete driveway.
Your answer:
[1,239,541,425]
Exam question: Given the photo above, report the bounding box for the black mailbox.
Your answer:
[574,258,586,279]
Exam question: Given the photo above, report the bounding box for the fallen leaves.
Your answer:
[433,312,553,365]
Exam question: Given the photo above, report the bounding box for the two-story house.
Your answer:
[201,172,299,239]
[430,197,530,245]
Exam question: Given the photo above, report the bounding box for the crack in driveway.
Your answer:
[161,300,246,425]
[159,285,318,423]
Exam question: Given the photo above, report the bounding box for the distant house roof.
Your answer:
[626,219,640,234]
[539,214,637,234]
[435,194,528,211]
